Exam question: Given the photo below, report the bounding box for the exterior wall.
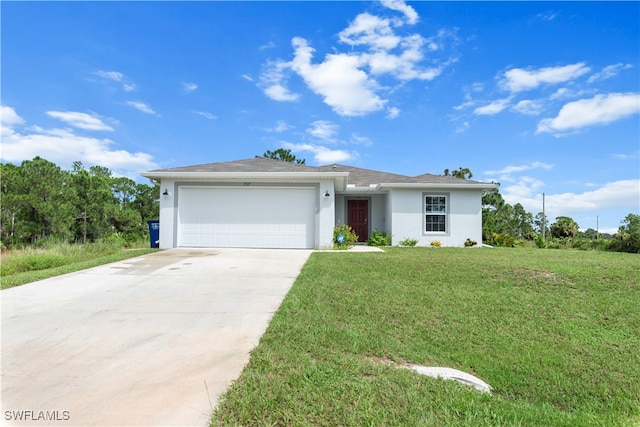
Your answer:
[158,179,335,249]
[317,180,336,249]
[370,194,389,233]
[448,189,483,246]
[158,179,177,249]
[389,188,482,247]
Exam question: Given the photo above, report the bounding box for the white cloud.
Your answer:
[339,12,401,51]
[182,82,198,93]
[1,106,25,126]
[484,162,553,181]
[474,98,511,115]
[1,121,158,174]
[549,87,590,100]
[350,134,373,147]
[363,34,450,81]
[453,99,476,111]
[1,106,26,138]
[126,101,156,115]
[290,37,385,116]
[587,63,633,83]
[511,99,544,116]
[282,142,355,164]
[194,111,217,120]
[307,120,338,141]
[610,150,639,161]
[241,74,254,82]
[46,111,114,131]
[455,120,470,134]
[264,84,299,102]
[500,62,590,93]
[95,70,124,81]
[260,60,300,102]
[94,70,136,92]
[537,92,640,135]
[264,120,291,132]
[259,3,455,117]
[386,107,400,119]
[380,0,419,25]
[260,41,276,50]
[536,11,559,21]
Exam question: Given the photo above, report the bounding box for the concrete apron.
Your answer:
[1,248,312,427]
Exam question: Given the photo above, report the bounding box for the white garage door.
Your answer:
[178,187,316,248]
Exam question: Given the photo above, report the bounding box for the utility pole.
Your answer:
[542,193,546,240]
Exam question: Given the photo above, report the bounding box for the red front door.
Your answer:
[348,199,369,242]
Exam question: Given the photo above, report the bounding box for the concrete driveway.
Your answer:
[1,248,312,426]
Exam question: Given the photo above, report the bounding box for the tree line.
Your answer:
[458,170,638,253]
[1,157,159,248]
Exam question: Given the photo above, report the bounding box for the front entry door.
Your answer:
[348,199,369,242]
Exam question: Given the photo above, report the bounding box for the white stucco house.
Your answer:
[141,158,496,249]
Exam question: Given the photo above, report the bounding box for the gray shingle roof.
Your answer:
[147,158,489,186]
[315,164,415,186]
[148,157,320,173]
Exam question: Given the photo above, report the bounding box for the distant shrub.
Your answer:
[464,238,478,247]
[368,229,392,247]
[333,224,358,250]
[608,232,640,254]
[430,240,441,247]
[492,233,516,248]
[534,234,547,249]
[398,237,418,247]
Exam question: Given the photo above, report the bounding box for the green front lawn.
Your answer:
[212,248,640,426]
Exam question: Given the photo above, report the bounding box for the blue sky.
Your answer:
[2,1,638,233]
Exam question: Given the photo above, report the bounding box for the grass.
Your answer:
[1,241,158,289]
[212,247,640,426]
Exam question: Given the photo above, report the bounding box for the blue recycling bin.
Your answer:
[147,220,160,248]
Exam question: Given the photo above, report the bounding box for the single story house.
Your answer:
[141,158,496,249]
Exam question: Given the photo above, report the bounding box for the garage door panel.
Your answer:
[178,187,315,248]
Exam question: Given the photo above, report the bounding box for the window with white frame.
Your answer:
[425,195,447,233]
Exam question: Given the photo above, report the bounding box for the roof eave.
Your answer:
[140,171,349,189]
[142,171,348,178]
[379,182,498,190]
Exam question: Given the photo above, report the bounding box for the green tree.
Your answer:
[260,148,306,164]
[112,177,138,209]
[70,162,117,243]
[444,167,473,180]
[609,213,640,253]
[550,216,579,239]
[512,203,535,239]
[0,163,24,246]
[618,213,640,235]
[109,177,146,237]
[581,228,599,239]
[133,181,160,222]
[15,157,74,244]
[481,183,505,242]
[534,212,549,237]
